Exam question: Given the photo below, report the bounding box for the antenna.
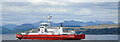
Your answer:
[48,14,52,26]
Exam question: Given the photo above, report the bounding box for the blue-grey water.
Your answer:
[1,34,119,41]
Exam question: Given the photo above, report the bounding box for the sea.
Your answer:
[1,34,119,41]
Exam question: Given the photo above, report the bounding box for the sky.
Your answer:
[1,0,120,2]
[1,0,119,26]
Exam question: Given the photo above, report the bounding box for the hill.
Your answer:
[80,24,119,29]
[63,24,119,29]
[2,27,16,34]
[1,20,116,34]
[32,20,115,27]
[15,24,37,31]
[20,24,119,35]
[2,24,17,30]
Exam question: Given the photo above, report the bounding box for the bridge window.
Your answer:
[40,24,49,26]
[40,27,44,28]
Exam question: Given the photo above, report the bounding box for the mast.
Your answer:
[48,14,52,26]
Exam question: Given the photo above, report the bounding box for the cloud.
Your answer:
[2,0,120,2]
[72,8,92,15]
[2,2,118,25]
[1,21,24,25]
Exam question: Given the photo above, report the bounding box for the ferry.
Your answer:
[16,14,85,40]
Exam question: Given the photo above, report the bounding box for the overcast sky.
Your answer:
[1,1,118,26]
[2,0,120,2]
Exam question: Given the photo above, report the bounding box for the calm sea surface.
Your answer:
[1,34,119,41]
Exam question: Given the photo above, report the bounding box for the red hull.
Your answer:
[16,34,85,40]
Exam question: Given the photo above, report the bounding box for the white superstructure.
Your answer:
[21,14,75,35]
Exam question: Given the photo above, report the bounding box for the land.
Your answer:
[20,24,120,35]
[63,24,119,29]
[2,20,118,34]
[1,20,119,35]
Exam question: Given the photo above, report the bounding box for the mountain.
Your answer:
[77,24,119,29]
[60,20,83,27]
[2,24,37,34]
[2,27,15,34]
[85,21,98,26]
[32,20,115,27]
[1,20,116,34]
[0,26,2,34]
[58,20,115,27]
[2,24,17,30]
[32,21,42,27]
[15,24,37,31]
[32,20,84,27]
[95,21,115,24]
[20,24,119,35]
